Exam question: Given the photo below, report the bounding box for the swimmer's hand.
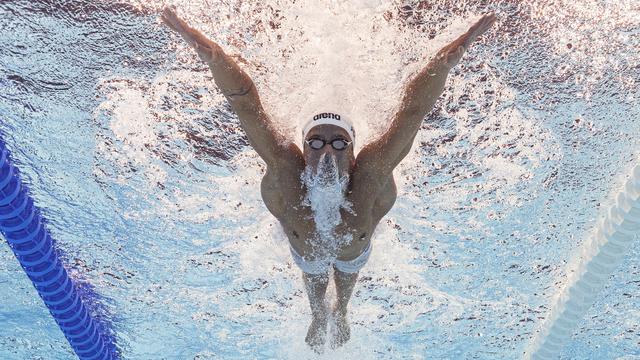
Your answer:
[160,6,223,63]
[436,13,497,69]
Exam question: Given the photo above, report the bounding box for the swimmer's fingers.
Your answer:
[161,6,190,37]
[160,6,179,32]
[452,13,496,53]
[160,6,221,62]
[161,6,210,47]
[462,13,497,48]
[437,12,497,68]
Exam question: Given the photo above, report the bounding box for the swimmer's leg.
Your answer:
[302,272,330,353]
[330,268,359,348]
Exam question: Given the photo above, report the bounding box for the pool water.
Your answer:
[0,0,639,359]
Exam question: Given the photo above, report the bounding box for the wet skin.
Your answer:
[161,6,496,352]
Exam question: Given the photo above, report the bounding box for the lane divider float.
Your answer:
[0,137,118,360]
[525,164,640,359]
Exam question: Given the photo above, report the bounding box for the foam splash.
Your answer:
[81,0,640,358]
[300,153,354,252]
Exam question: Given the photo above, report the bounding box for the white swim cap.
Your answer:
[302,112,356,144]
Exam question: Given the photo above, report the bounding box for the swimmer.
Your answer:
[161,6,496,353]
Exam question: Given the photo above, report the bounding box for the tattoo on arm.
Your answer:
[222,82,254,98]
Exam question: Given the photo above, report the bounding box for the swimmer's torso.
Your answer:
[260,164,397,261]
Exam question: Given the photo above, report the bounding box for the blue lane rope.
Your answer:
[0,138,118,360]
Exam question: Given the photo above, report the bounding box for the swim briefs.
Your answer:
[288,242,372,275]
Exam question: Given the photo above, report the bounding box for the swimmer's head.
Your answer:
[302,112,355,145]
[302,112,355,180]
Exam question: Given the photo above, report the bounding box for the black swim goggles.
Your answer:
[305,137,352,150]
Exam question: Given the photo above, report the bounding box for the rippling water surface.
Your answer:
[0,0,639,359]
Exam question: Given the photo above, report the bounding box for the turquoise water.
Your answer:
[0,0,639,359]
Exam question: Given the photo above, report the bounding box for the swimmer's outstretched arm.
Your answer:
[161,6,302,168]
[356,14,497,176]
